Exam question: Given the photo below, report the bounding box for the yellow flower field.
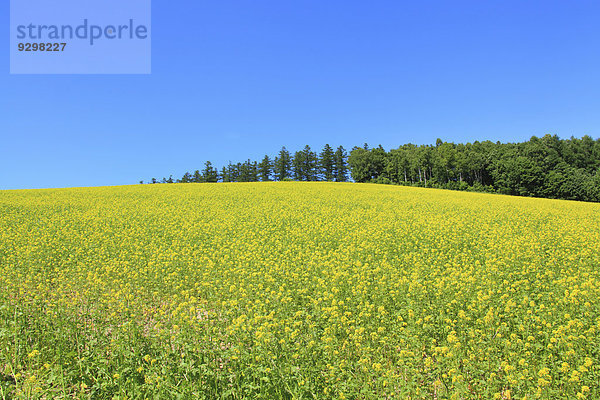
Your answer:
[0,182,599,399]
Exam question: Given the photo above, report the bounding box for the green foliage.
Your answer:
[202,162,218,183]
[274,147,292,181]
[319,144,335,181]
[258,155,273,182]
[333,146,349,182]
[292,145,318,181]
[347,135,600,202]
[146,135,599,202]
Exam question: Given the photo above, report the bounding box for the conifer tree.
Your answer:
[181,172,192,183]
[274,147,292,180]
[202,161,218,183]
[320,144,335,181]
[193,170,202,183]
[220,166,229,182]
[250,161,259,182]
[258,155,273,181]
[293,151,305,180]
[302,145,318,181]
[334,146,348,182]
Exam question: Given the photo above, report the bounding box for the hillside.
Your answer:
[1,182,599,399]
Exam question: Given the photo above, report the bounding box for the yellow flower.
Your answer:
[28,350,40,359]
[3,182,600,398]
[537,378,550,386]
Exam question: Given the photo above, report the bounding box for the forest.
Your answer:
[146,134,600,202]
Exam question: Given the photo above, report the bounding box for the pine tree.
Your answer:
[274,147,292,180]
[334,146,348,182]
[303,145,318,181]
[319,144,335,181]
[193,170,202,183]
[250,161,259,182]
[220,166,229,182]
[227,162,238,182]
[235,162,244,181]
[239,161,251,182]
[181,172,192,183]
[202,161,218,183]
[258,155,273,181]
[292,150,305,180]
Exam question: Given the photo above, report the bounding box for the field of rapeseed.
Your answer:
[0,182,599,399]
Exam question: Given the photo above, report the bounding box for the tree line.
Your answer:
[143,135,600,202]
[143,144,349,185]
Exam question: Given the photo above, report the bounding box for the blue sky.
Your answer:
[1,0,599,189]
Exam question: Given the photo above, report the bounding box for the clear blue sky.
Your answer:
[1,0,599,189]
